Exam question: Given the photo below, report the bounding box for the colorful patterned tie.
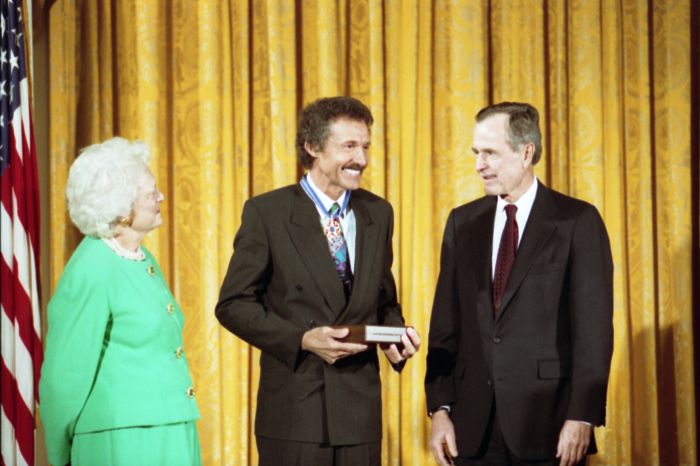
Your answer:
[493,204,518,316]
[324,203,353,299]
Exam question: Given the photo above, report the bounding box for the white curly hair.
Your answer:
[66,137,151,238]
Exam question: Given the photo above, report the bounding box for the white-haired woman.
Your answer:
[39,137,201,466]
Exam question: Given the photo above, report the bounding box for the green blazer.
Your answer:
[39,237,200,466]
[216,184,405,446]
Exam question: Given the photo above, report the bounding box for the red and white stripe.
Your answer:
[0,53,42,466]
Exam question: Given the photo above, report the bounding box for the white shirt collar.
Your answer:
[495,177,538,217]
[304,174,349,216]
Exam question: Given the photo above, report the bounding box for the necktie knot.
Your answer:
[329,202,341,218]
[505,204,517,219]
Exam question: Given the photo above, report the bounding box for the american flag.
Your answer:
[0,1,42,465]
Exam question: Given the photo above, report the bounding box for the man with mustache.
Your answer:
[217,96,420,466]
[425,102,613,466]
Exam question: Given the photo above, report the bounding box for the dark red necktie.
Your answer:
[493,204,518,316]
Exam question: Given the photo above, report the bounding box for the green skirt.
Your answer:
[71,421,201,466]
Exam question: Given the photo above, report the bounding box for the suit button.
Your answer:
[147,265,156,276]
[308,319,316,328]
[186,387,195,398]
[487,379,492,386]
[492,337,501,344]
[175,347,184,358]
[167,303,175,315]
[295,284,303,292]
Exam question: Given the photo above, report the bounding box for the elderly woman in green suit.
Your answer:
[39,138,201,466]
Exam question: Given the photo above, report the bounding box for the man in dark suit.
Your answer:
[216,96,420,466]
[425,102,613,466]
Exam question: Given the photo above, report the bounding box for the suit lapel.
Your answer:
[334,194,377,323]
[496,185,557,321]
[286,186,347,318]
[470,199,497,332]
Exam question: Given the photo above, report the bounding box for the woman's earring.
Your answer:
[117,216,133,227]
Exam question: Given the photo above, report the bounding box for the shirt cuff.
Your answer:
[428,405,451,418]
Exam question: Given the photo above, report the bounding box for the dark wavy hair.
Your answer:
[476,102,543,165]
[296,96,374,169]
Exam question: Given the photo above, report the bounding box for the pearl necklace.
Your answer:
[102,237,146,261]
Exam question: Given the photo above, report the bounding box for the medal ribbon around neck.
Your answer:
[300,175,351,219]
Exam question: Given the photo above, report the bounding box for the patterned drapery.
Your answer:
[44,1,696,464]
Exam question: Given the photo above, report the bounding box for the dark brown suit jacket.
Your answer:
[216,184,404,445]
[425,184,613,460]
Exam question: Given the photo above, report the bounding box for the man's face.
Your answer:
[471,113,534,203]
[306,117,370,200]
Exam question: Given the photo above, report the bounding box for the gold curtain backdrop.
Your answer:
[42,0,697,465]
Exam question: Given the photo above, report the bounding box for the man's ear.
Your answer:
[522,142,535,167]
[304,141,319,159]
